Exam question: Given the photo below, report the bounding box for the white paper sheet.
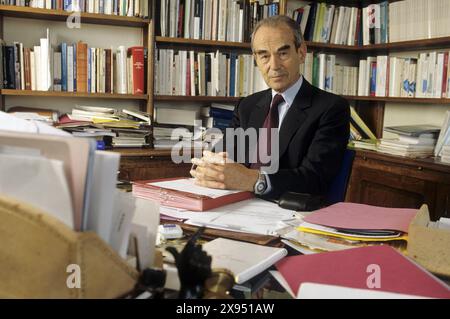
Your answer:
[148,178,242,198]
[161,198,296,236]
[297,283,430,299]
[0,153,74,228]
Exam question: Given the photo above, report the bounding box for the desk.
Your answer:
[347,150,450,220]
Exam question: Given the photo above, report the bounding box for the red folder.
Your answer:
[276,246,450,299]
[132,177,254,211]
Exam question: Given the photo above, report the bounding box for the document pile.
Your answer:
[378,124,441,158]
[133,178,253,211]
[57,106,152,148]
[0,128,158,268]
[281,202,417,253]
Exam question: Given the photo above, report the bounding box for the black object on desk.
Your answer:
[277,192,325,211]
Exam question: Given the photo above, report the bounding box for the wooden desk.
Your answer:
[346,150,450,220]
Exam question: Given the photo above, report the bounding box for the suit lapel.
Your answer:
[278,79,314,158]
[247,89,271,132]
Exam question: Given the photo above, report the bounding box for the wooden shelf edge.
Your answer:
[0,5,150,27]
[0,89,148,100]
[154,95,241,103]
[113,147,204,157]
[343,95,450,104]
[156,36,252,49]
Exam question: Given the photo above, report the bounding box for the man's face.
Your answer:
[253,25,306,93]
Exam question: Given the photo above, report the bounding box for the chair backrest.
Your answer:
[325,149,355,205]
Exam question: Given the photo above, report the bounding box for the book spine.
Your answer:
[128,46,144,94]
[76,42,87,93]
[61,43,67,92]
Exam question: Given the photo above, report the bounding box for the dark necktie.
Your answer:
[251,94,285,169]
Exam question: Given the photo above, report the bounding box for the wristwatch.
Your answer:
[254,171,267,195]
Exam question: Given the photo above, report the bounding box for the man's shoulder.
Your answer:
[239,89,271,106]
[310,86,349,112]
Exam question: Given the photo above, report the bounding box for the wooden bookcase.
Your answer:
[1,1,450,217]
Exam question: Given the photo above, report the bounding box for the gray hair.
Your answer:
[251,15,304,51]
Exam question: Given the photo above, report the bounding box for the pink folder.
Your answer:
[303,202,418,233]
[276,246,450,298]
[133,178,253,211]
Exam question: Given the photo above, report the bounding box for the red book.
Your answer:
[132,177,254,211]
[127,46,145,94]
[442,52,448,98]
[276,245,450,299]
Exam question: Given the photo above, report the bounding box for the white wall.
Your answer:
[3,17,144,113]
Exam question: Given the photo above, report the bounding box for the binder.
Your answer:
[276,245,450,299]
[132,177,253,211]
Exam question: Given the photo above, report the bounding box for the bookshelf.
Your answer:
[0,4,153,114]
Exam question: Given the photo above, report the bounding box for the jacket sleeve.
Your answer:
[263,97,350,199]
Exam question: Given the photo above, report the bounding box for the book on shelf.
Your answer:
[1,38,145,95]
[156,0,280,43]
[384,124,441,137]
[6,0,149,18]
[155,48,267,97]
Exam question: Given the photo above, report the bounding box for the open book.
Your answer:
[203,238,287,284]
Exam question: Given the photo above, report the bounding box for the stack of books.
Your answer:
[57,106,151,148]
[202,103,234,132]
[378,124,441,158]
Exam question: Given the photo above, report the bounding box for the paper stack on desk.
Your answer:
[133,177,253,211]
[282,202,417,253]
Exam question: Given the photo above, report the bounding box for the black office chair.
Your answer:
[278,149,355,211]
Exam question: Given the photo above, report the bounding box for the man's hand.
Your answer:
[190,151,259,192]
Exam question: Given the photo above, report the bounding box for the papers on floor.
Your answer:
[160,198,297,236]
[203,238,287,284]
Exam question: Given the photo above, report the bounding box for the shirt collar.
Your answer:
[271,75,303,107]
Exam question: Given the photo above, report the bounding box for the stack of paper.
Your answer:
[133,178,253,211]
[378,124,441,158]
[282,202,417,253]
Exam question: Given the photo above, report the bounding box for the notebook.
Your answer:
[203,238,287,284]
[132,178,253,211]
[276,245,450,299]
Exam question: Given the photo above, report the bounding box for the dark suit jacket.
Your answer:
[219,79,350,199]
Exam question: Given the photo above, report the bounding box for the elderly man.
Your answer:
[191,15,350,200]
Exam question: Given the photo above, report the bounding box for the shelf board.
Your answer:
[155,95,450,105]
[359,36,450,52]
[343,95,450,104]
[113,147,204,157]
[0,5,150,27]
[154,95,241,103]
[156,36,252,50]
[0,89,148,100]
